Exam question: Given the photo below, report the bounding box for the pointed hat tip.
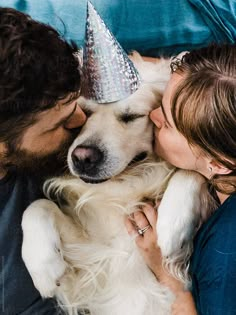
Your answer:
[87,0,95,12]
[82,0,141,103]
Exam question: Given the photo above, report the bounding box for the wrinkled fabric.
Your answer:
[0,172,60,314]
[189,0,236,43]
[2,0,235,56]
[190,194,236,315]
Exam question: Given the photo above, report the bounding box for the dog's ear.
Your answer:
[128,51,144,64]
[77,96,87,105]
[153,89,163,108]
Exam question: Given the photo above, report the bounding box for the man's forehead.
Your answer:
[35,101,73,122]
[57,94,78,107]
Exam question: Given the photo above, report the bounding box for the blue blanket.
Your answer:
[2,0,235,55]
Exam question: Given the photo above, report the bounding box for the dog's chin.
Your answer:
[79,176,108,184]
[128,151,148,166]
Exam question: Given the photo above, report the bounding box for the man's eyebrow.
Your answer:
[160,102,172,127]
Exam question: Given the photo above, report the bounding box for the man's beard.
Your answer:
[1,133,76,179]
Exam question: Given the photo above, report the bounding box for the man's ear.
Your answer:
[209,160,232,175]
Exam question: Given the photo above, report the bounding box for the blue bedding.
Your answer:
[2,0,235,56]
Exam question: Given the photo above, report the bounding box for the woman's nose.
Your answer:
[65,106,87,129]
[150,107,164,129]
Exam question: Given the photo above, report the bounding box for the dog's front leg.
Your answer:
[157,170,205,257]
[22,199,70,298]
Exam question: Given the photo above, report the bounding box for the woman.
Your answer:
[126,43,236,314]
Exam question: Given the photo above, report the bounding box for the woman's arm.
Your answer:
[125,203,198,315]
[172,291,197,315]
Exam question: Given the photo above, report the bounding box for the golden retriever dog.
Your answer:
[22,54,206,315]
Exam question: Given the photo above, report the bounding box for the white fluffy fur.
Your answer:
[22,54,207,315]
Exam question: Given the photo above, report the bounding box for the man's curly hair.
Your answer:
[0,7,81,142]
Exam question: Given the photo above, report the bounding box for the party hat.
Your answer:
[82,1,141,103]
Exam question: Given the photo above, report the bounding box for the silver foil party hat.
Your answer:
[82,1,141,103]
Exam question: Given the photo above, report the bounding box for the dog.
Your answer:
[22,53,207,315]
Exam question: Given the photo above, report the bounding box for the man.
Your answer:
[0,8,86,314]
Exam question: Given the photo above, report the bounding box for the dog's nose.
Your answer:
[71,146,103,173]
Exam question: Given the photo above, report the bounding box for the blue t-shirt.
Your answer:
[0,171,61,314]
[190,194,236,315]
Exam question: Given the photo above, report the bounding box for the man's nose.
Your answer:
[150,107,163,129]
[65,106,87,129]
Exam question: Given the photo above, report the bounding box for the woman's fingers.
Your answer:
[133,211,150,229]
[124,216,138,237]
[141,203,158,229]
[125,201,161,242]
[124,201,165,278]
[125,212,152,239]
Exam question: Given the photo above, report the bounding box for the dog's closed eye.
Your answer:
[82,108,93,118]
[118,113,146,123]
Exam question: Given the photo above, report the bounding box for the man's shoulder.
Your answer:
[0,171,44,208]
[0,171,60,314]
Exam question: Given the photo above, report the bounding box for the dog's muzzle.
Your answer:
[71,145,104,175]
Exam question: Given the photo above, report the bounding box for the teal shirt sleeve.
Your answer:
[2,0,235,56]
[190,194,236,315]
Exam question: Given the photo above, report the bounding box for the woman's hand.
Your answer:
[125,203,198,315]
[124,203,163,274]
[125,203,185,292]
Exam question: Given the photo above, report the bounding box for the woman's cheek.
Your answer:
[156,128,169,146]
[153,129,166,154]
[158,130,175,156]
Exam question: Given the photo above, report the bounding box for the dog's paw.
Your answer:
[27,248,67,298]
[157,170,204,257]
[22,199,67,297]
[157,211,195,257]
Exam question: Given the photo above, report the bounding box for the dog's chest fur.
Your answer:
[46,160,175,315]
[55,159,173,242]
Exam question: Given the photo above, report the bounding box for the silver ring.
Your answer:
[137,224,151,236]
